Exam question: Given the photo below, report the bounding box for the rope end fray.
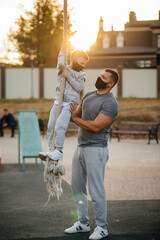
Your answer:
[43,157,66,206]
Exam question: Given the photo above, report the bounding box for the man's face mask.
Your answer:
[95,76,108,89]
[72,61,83,72]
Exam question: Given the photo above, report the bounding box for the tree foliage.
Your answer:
[8,0,74,67]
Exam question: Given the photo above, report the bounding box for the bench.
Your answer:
[110,121,160,144]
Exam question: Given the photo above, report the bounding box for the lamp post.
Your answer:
[29,50,35,98]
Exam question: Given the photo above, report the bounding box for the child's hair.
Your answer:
[71,50,89,61]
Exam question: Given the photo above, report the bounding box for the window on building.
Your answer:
[136,60,152,68]
[116,33,124,48]
[103,34,110,49]
[157,35,160,48]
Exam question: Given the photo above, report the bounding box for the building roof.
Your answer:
[125,20,160,29]
[88,47,157,56]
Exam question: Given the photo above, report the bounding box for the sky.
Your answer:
[0,0,160,63]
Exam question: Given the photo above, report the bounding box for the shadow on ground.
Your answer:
[0,164,160,240]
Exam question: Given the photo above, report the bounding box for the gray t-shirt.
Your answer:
[78,91,118,147]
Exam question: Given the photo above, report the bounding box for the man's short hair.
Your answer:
[71,50,89,61]
[105,68,119,86]
[3,109,8,112]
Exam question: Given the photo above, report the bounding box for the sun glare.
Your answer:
[69,31,97,52]
[0,0,160,63]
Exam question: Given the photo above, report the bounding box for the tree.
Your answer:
[8,0,74,67]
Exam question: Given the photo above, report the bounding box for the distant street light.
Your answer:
[29,49,35,98]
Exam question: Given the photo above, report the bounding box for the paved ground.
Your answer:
[1,135,160,200]
[0,135,160,239]
[0,165,160,240]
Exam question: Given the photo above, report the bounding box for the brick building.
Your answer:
[87,11,160,69]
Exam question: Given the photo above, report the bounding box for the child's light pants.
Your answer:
[47,103,71,150]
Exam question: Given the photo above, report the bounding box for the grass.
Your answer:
[0,98,160,125]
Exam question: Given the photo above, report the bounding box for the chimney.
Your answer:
[111,24,114,31]
[99,16,104,30]
[129,11,137,23]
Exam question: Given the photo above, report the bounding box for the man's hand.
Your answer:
[69,107,113,132]
[3,123,7,127]
[70,103,78,122]
[62,69,70,79]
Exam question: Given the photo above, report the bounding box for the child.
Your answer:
[39,43,89,161]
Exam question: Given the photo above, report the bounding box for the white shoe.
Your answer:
[89,226,108,240]
[65,221,90,234]
[39,152,49,161]
[47,149,63,161]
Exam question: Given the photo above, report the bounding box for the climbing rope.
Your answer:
[44,0,67,205]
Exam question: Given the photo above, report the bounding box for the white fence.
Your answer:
[0,67,158,99]
[6,68,39,99]
[0,68,1,98]
[44,68,57,99]
[122,69,157,98]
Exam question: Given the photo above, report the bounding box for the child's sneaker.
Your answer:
[47,149,63,161]
[65,221,90,234]
[89,226,108,240]
[39,152,49,161]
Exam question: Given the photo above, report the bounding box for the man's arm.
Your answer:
[1,116,7,126]
[70,104,113,132]
[0,116,5,123]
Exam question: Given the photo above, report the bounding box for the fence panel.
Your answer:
[6,68,39,99]
[122,69,157,98]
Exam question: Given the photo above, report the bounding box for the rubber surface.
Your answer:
[0,164,160,240]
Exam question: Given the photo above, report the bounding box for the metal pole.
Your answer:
[29,49,35,98]
[18,121,20,164]
[51,0,68,151]
[31,60,34,98]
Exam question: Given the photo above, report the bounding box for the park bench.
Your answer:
[110,121,160,144]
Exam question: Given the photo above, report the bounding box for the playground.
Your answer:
[0,135,160,239]
[0,0,160,239]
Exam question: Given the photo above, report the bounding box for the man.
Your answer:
[0,109,17,137]
[65,68,119,240]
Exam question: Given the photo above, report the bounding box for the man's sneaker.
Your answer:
[89,226,108,240]
[39,152,48,161]
[47,149,63,161]
[65,221,90,234]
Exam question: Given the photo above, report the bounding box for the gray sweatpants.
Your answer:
[47,104,71,150]
[71,145,109,229]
